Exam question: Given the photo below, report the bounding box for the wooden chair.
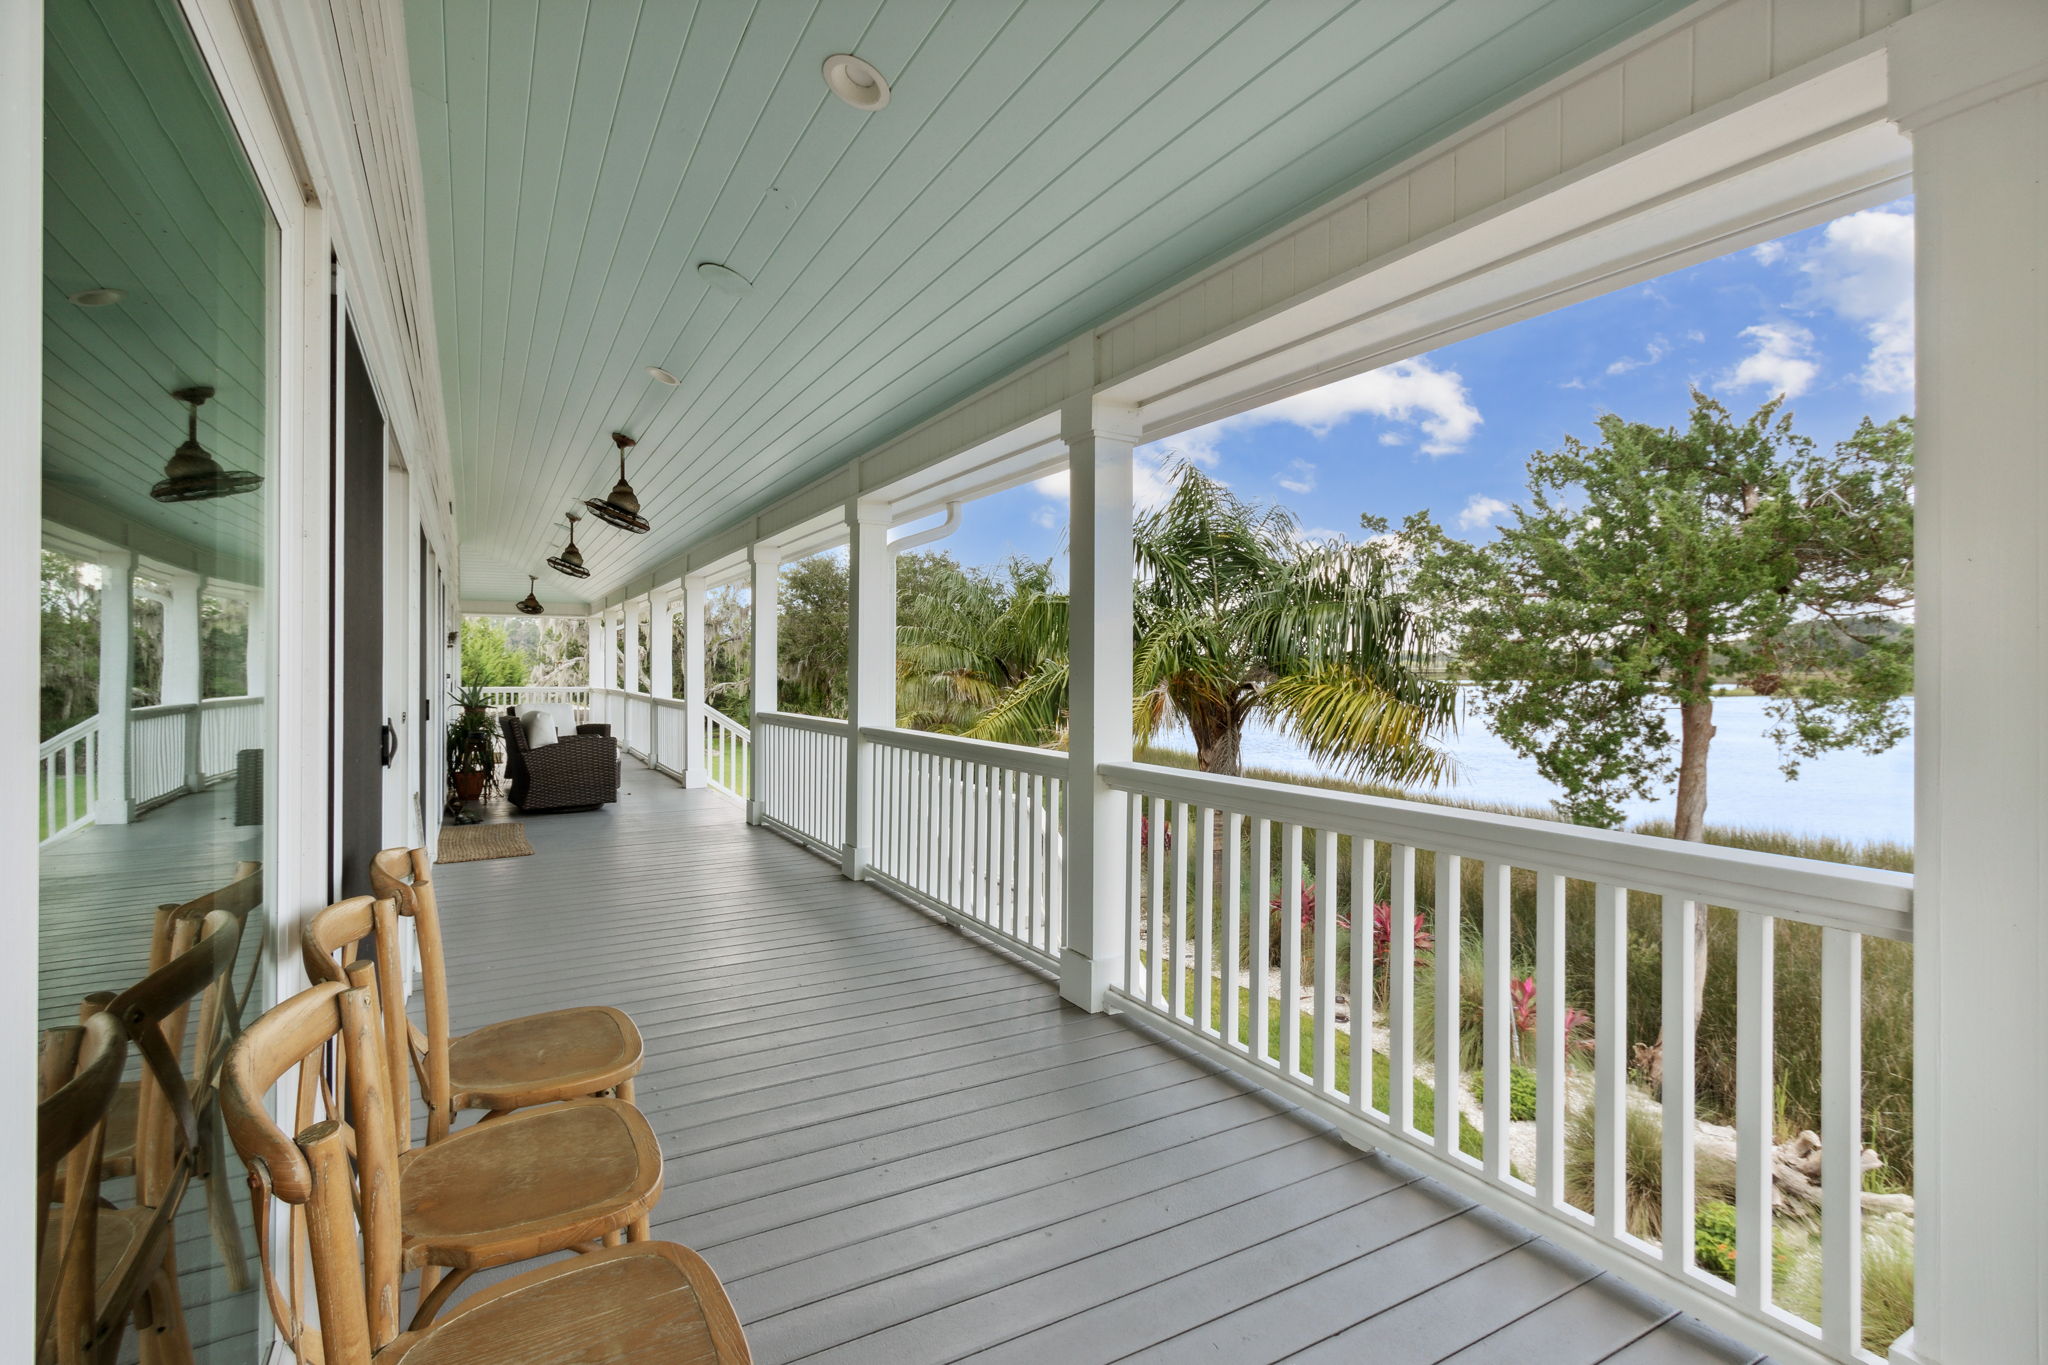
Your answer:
[301,898,663,1329]
[219,978,750,1364]
[93,864,263,1293]
[364,846,643,1143]
[40,908,246,1365]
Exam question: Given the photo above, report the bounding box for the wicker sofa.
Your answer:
[497,709,620,812]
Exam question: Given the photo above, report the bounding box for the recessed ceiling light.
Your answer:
[646,365,681,386]
[822,53,890,111]
[70,288,125,307]
[695,262,753,298]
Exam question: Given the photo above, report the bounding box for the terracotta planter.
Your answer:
[453,771,487,800]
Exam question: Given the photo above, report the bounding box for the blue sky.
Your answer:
[931,196,1915,575]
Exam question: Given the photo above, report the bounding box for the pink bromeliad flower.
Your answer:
[1372,901,1435,963]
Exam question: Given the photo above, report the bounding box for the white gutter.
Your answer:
[887,500,962,554]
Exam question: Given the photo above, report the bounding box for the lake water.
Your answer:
[1153,691,1913,847]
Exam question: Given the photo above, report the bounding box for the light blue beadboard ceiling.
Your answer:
[408,0,1687,603]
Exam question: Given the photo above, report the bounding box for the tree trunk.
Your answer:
[1187,703,1244,777]
[1674,670,1715,1032]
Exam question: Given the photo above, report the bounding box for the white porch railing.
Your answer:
[478,685,589,733]
[198,695,264,778]
[1098,760,1911,1365]
[651,696,688,779]
[753,711,848,851]
[862,727,1069,971]
[130,702,193,809]
[38,715,99,845]
[701,706,750,799]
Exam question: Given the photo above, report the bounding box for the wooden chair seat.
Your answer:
[38,1204,154,1298]
[396,1098,662,1272]
[88,1082,142,1179]
[386,1243,749,1364]
[444,1006,642,1112]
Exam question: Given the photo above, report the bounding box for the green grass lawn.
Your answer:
[705,736,750,794]
[39,774,83,841]
[1150,965,1485,1160]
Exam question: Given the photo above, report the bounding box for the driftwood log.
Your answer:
[1692,1120,1915,1215]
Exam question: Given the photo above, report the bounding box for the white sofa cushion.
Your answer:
[519,708,559,748]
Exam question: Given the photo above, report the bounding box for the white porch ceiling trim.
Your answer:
[594,0,1911,613]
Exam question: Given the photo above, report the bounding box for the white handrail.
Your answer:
[1099,761,1910,941]
[858,725,1071,779]
[38,715,99,846]
[1099,757,1905,1365]
[862,727,1068,969]
[753,709,852,737]
[754,712,847,848]
[39,714,100,754]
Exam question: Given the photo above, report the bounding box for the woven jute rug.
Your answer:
[436,822,534,864]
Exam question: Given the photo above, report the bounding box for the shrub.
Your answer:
[1695,1200,1739,1281]
[1472,1064,1540,1122]
[1562,1097,1735,1238]
[1776,1217,1915,1355]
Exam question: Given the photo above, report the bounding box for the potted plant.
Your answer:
[452,681,492,718]
[448,709,494,801]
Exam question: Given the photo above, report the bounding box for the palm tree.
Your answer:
[965,461,1455,785]
[898,557,1068,736]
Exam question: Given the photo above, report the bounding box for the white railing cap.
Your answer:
[39,713,101,755]
[754,710,853,737]
[860,725,1071,779]
[1099,760,1911,940]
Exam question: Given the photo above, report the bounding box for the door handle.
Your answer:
[381,720,398,768]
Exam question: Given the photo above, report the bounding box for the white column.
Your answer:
[161,571,203,704]
[586,615,604,690]
[1059,396,1137,1011]
[649,591,675,773]
[747,540,780,825]
[842,500,894,878]
[1890,5,2048,1361]
[650,594,675,699]
[244,590,267,697]
[161,571,204,791]
[592,614,613,691]
[681,576,707,789]
[94,551,136,825]
[622,597,643,694]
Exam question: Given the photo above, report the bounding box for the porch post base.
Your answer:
[1886,1329,1933,1365]
[680,770,706,790]
[839,844,867,881]
[746,799,763,826]
[1058,949,1119,1013]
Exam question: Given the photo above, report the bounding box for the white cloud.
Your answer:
[1378,431,1406,446]
[1721,321,1819,400]
[1277,459,1317,494]
[1559,377,1587,390]
[1799,206,1914,395]
[1031,505,1059,530]
[1236,358,1482,455]
[1606,337,1669,376]
[1751,241,1786,266]
[1456,494,1510,532]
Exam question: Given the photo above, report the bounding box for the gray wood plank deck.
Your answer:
[432,761,1769,1365]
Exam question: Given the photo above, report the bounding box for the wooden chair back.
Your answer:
[367,847,456,1142]
[220,974,404,1365]
[102,908,247,1197]
[301,896,417,1154]
[37,1013,127,1364]
[173,861,264,1081]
